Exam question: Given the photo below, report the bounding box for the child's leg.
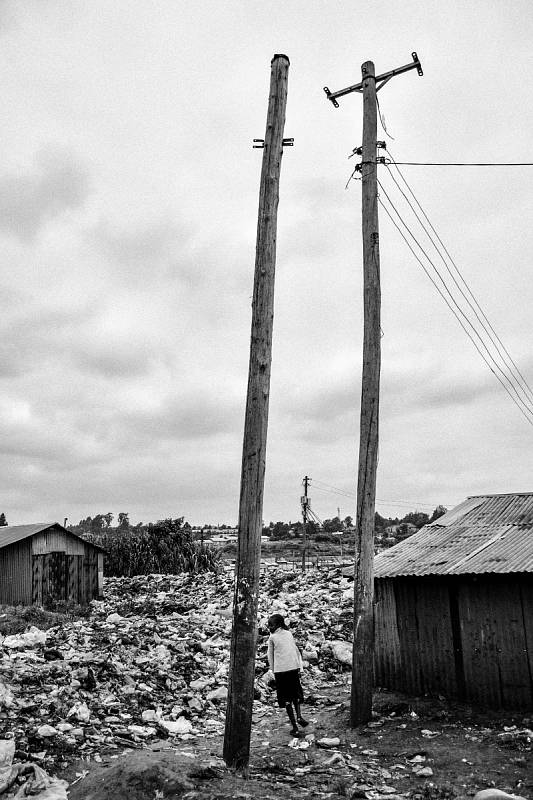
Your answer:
[293,699,308,726]
[285,702,299,735]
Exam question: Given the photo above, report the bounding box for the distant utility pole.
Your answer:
[223,54,291,770]
[324,53,423,726]
[301,475,309,572]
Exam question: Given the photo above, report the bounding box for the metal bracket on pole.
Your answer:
[253,137,294,149]
[323,51,423,107]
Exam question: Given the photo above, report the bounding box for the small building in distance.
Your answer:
[0,523,105,608]
[373,493,533,710]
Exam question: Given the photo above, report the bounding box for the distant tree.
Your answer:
[323,516,343,533]
[396,522,417,540]
[117,512,130,531]
[77,517,92,535]
[305,520,320,537]
[429,505,447,523]
[0,513,7,526]
[271,521,290,540]
[374,511,389,533]
[343,515,353,529]
[401,511,429,529]
[91,514,105,534]
[103,513,114,528]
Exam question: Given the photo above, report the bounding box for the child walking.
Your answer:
[267,613,308,736]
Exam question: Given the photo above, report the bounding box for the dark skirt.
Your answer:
[274,669,304,707]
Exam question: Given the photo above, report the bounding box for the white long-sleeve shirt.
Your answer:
[267,628,303,673]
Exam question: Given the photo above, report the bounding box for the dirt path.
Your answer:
[62,684,532,800]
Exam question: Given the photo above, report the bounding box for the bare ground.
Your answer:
[63,682,532,800]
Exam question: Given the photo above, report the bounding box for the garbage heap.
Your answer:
[0,568,355,772]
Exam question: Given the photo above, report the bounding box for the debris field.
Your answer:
[0,568,531,799]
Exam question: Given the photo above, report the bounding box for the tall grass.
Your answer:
[86,519,221,577]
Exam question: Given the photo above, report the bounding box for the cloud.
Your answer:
[0,147,90,241]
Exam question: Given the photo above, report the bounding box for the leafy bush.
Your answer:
[88,518,221,577]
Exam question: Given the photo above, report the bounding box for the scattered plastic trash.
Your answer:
[3,627,47,649]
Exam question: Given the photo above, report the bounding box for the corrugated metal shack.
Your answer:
[0,523,105,608]
[374,493,533,709]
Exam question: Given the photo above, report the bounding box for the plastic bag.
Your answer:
[0,683,15,709]
[3,626,47,649]
[0,739,15,787]
[13,765,68,799]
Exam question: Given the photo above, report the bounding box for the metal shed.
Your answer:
[373,493,533,709]
[0,523,105,608]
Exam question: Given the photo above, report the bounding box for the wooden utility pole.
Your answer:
[223,54,290,770]
[352,59,380,725]
[324,53,423,726]
[301,475,309,572]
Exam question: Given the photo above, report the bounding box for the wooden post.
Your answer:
[301,475,309,572]
[351,60,381,726]
[223,53,290,770]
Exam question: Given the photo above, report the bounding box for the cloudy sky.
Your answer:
[1,1,532,527]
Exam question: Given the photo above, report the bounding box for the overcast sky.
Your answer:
[1,1,532,527]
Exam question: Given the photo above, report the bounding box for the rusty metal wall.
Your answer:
[31,530,85,555]
[374,579,401,688]
[0,539,32,605]
[374,574,533,709]
[458,575,532,708]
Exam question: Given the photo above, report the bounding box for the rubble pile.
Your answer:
[0,568,355,773]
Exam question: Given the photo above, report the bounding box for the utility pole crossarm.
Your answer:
[324,52,422,107]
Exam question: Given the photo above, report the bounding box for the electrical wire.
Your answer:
[385,161,533,167]
[379,158,533,423]
[310,479,438,510]
[377,185,533,427]
[386,150,533,407]
[381,173,533,417]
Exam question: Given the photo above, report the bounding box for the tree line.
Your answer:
[264,505,447,541]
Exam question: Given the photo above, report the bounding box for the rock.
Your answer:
[160,717,193,735]
[317,737,341,748]
[105,613,124,624]
[37,725,58,738]
[321,640,352,666]
[474,792,528,800]
[207,686,227,702]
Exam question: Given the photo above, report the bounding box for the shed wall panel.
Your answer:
[520,579,533,693]
[374,579,401,687]
[455,580,501,706]
[394,580,423,694]
[485,577,532,708]
[0,539,32,604]
[31,531,85,556]
[415,580,457,697]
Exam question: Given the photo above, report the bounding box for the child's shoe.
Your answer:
[290,725,299,736]
[297,716,309,727]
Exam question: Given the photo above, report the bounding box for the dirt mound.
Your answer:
[68,751,194,800]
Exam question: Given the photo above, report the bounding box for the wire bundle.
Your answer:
[375,150,533,427]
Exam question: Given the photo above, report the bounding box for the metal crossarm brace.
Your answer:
[324,51,423,107]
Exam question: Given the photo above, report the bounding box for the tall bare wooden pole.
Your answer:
[223,53,289,770]
[351,60,380,726]
[323,51,423,727]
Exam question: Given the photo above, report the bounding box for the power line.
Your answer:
[310,479,440,509]
[377,184,533,427]
[386,151,533,407]
[384,161,533,167]
[381,172,533,417]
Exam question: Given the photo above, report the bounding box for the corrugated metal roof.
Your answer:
[0,523,105,552]
[374,493,533,578]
